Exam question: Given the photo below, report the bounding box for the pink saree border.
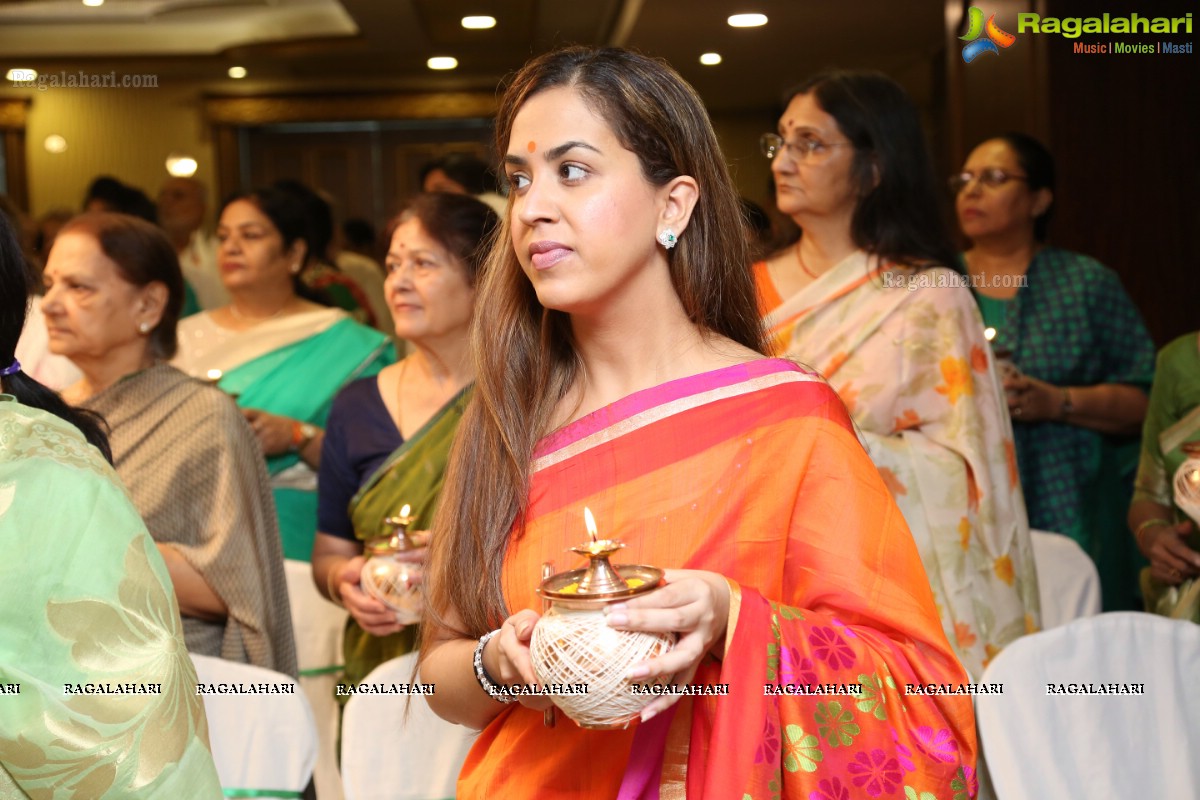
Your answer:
[532,358,821,473]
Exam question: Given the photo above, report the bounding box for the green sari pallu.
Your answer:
[1140,404,1200,623]
[340,385,472,698]
[217,318,395,561]
[1137,334,1200,622]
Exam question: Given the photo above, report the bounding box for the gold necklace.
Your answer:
[228,300,290,323]
[795,242,818,279]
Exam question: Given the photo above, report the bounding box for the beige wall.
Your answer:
[9,81,215,220]
[6,82,777,225]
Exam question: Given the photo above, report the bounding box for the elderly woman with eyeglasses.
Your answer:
[753,71,1038,679]
[954,132,1156,610]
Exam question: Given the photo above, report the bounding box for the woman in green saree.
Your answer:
[173,187,396,561]
[312,192,497,691]
[1130,331,1200,621]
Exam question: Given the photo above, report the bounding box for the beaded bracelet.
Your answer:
[473,629,516,703]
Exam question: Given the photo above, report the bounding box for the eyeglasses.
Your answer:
[948,168,1029,193]
[760,133,852,161]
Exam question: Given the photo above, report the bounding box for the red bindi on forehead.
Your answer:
[527,140,536,153]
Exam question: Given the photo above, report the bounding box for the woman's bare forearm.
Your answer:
[156,543,227,621]
[1066,383,1148,435]
[421,633,508,730]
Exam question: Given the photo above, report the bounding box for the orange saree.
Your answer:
[457,358,977,799]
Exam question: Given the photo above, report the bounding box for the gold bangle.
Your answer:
[1135,517,1172,548]
[326,566,344,608]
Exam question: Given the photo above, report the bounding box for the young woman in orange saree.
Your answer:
[420,47,977,799]
[471,359,977,798]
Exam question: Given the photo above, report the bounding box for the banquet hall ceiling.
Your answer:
[0,0,947,112]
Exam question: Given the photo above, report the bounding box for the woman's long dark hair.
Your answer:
[1,213,112,462]
[785,70,959,271]
[425,46,769,639]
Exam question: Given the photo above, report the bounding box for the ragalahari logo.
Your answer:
[960,7,1017,62]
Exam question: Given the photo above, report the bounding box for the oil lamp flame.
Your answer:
[205,368,223,381]
[983,326,996,342]
[584,506,597,543]
[399,503,411,518]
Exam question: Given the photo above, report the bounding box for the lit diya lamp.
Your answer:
[204,369,240,401]
[529,507,675,729]
[1174,457,1200,537]
[359,503,424,624]
[984,327,1020,383]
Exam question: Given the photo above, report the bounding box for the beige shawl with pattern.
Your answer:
[83,364,297,676]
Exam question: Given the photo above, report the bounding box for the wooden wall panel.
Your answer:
[944,0,1196,345]
[241,125,492,234]
[1043,0,1198,346]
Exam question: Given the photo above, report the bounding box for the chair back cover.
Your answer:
[341,652,476,800]
[284,558,349,799]
[191,653,317,796]
[977,612,1200,798]
[1030,529,1101,628]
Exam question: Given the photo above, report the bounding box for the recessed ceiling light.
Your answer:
[166,153,199,178]
[461,16,496,30]
[82,0,104,7]
[727,13,767,28]
[427,56,458,70]
[699,52,722,66]
[5,68,37,82]
[44,135,68,154]
[227,66,247,79]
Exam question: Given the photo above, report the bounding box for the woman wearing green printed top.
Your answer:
[954,132,1156,609]
[173,187,396,561]
[311,193,496,693]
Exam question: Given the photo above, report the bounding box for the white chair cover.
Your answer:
[284,558,349,800]
[191,654,317,797]
[977,612,1200,798]
[1030,529,1101,629]
[341,652,476,800]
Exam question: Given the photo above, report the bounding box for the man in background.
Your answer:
[158,177,227,310]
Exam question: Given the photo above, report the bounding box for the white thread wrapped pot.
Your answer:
[530,537,674,730]
[359,507,424,625]
[1174,457,1200,528]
